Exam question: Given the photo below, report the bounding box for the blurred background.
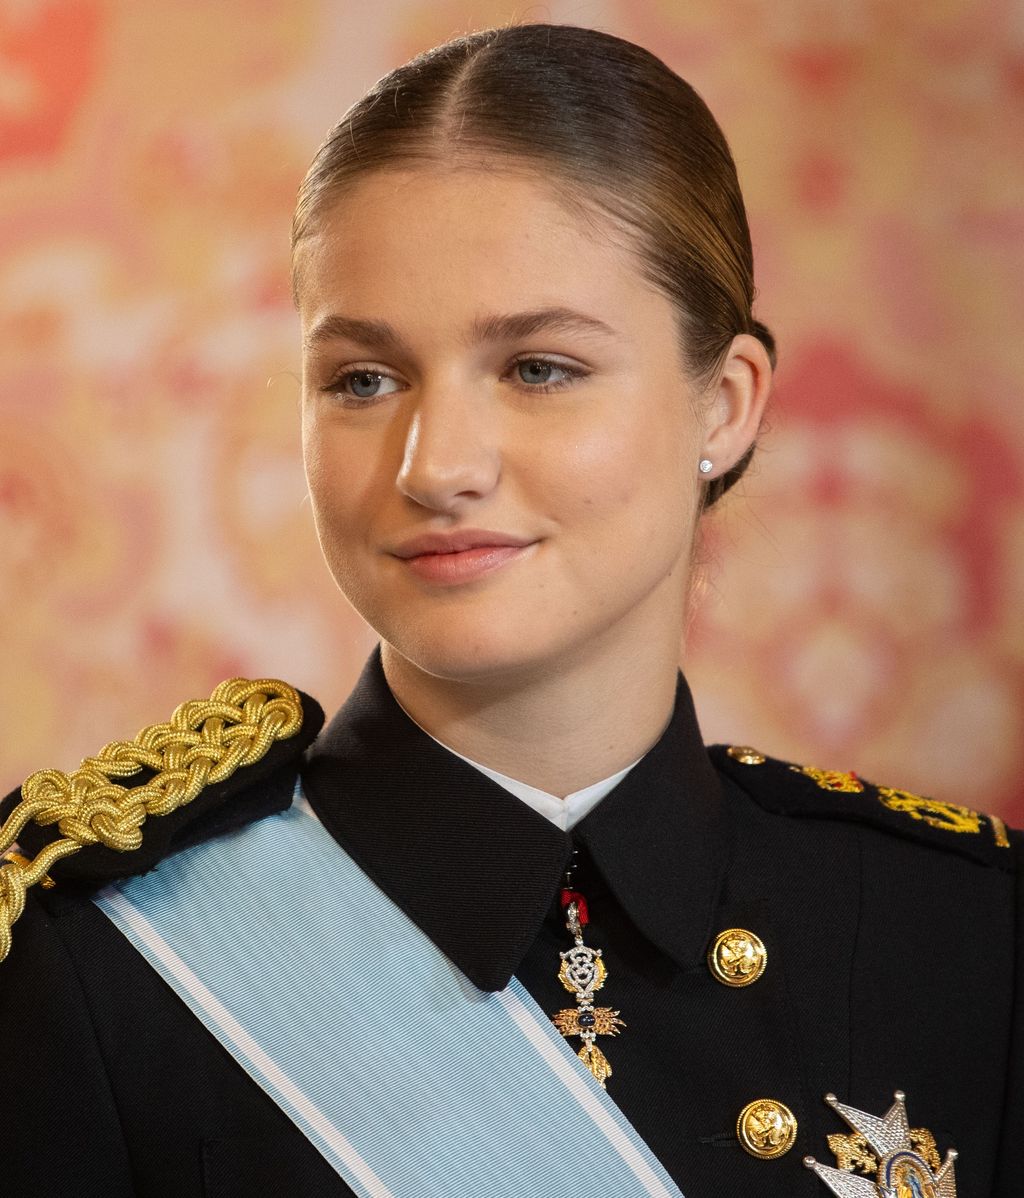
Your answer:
[1,0,1022,821]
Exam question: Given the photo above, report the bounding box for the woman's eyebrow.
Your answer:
[304,315,402,352]
[470,307,621,343]
[304,307,620,352]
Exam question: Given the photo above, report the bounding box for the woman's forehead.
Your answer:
[294,165,665,336]
[297,164,618,277]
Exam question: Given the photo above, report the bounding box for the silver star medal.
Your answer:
[805,1091,957,1198]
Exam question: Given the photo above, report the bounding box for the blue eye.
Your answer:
[517,359,560,386]
[513,359,584,390]
[347,371,387,398]
[321,369,402,403]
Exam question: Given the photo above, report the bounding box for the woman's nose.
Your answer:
[396,388,501,512]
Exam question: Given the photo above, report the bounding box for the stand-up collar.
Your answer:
[301,650,729,991]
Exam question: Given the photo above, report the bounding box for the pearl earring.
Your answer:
[699,459,713,475]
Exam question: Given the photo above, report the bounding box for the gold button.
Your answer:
[736,1099,797,1158]
[727,745,765,765]
[708,928,767,987]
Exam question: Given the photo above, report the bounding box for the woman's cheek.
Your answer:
[301,413,330,494]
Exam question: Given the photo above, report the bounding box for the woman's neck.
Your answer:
[380,637,680,799]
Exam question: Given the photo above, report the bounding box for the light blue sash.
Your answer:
[93,788,684,1198]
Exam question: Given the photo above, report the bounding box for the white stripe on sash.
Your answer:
[97,884,396,1198]
[94,789,684,1198]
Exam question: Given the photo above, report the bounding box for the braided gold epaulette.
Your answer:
[0,677,304,963]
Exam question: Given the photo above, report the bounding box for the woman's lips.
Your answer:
[399,543,531,583]
[388,529,537,584]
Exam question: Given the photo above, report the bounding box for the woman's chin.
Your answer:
[379,629,560,689]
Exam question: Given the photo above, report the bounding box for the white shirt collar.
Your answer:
[448,752,639,830]
[393,694,641,829]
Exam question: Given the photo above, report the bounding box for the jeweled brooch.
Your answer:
[805,1091,957,1197]
[550,885,624,1088]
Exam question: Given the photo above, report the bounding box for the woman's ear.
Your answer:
[699,333,773,475]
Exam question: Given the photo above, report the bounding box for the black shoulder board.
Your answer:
[0,679,324,960]
[709,743,1018,871]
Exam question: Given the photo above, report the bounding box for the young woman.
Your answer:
[1,24,1019,1198]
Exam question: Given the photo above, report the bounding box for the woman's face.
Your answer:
[297,166,709,686]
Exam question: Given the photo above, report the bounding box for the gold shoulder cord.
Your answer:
[0,678,303,963]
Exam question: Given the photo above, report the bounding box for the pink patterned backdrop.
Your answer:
[2,1,1022,822]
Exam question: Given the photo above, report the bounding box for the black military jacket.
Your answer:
[1,651,1021,1197]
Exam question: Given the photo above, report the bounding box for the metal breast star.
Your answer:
[805,1091,957,1198]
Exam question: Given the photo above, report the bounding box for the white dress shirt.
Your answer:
[395,694,643,829]
[452,753,639,830]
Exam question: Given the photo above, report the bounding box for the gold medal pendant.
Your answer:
[550,885,625,1088]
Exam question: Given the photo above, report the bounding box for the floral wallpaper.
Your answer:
[2,0,1022,821]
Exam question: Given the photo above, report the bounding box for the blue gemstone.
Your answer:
[578,1011,596,1028]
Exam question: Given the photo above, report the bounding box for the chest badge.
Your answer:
[805,1091,957,1197]
[550,851,625,1089]
[550,893,625,1088]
